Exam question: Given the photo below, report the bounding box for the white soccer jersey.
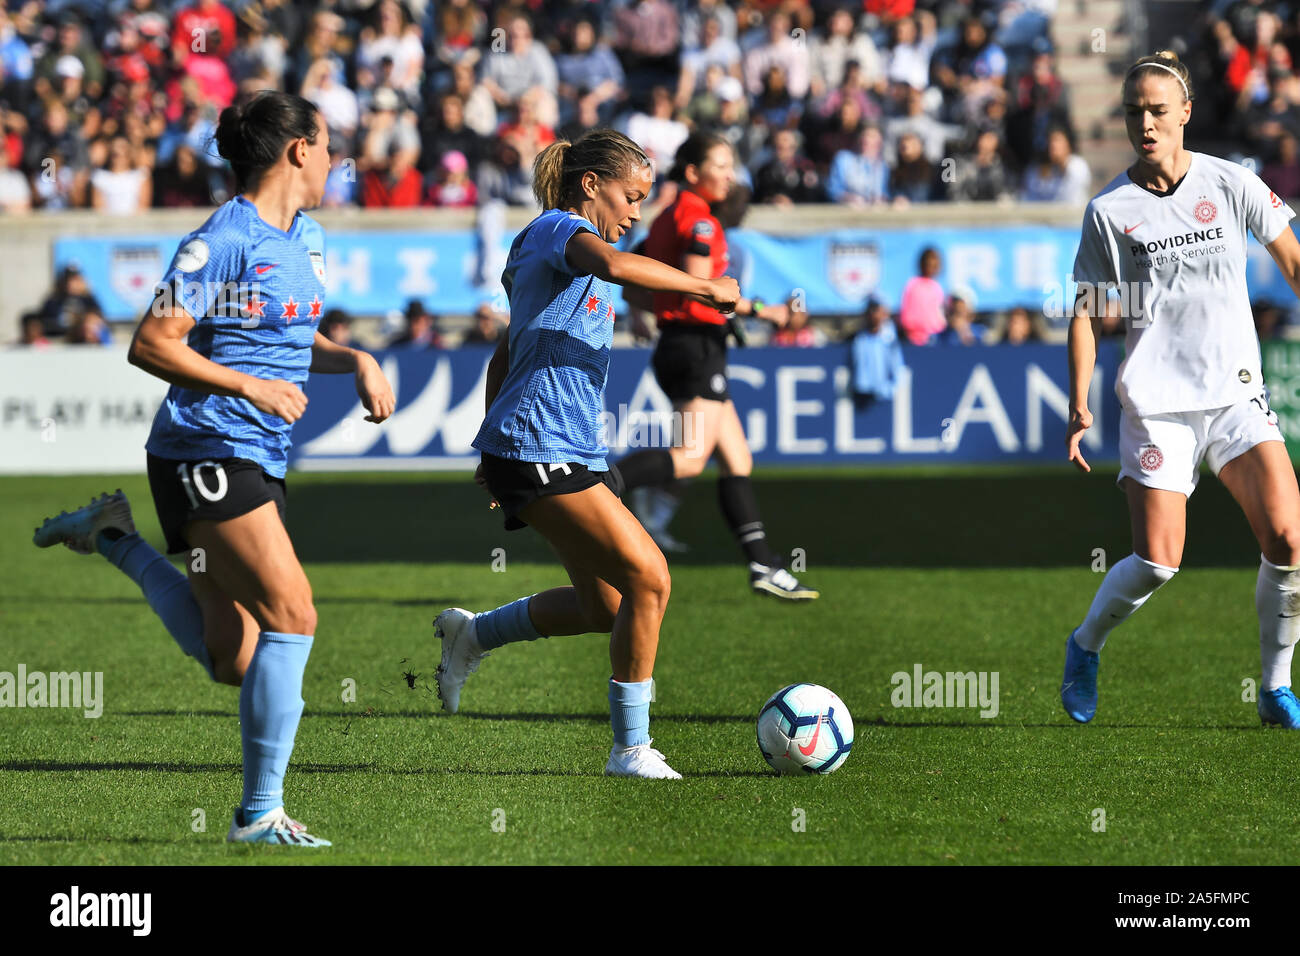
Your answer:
[1072,152,1295,416]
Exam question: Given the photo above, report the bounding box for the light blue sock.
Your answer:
[474,595,546,650]
[98,532,214,680]
[240,631,313,818]
[608,677,653,748]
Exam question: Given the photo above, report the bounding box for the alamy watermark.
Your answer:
[890,663,999,718]
[0,665,103,717]
[598,405,702,457]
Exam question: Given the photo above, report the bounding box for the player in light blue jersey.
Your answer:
[33,92,395,845]
[435,129,740,778]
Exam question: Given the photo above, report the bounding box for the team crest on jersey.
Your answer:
[309,250,326,284]
[1138,443,1164,473]
[1193,197,1217,224]
[828,241,881,300]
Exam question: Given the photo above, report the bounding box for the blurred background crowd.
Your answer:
[5,0,1299,347]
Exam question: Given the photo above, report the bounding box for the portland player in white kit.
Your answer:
[1063,51,1300,727]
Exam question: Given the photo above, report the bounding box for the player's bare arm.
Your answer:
[1066,292,1102,473]
[128,300,308,424]
[309,332,395,423]
[1266,227,1300,299]
[564,231,739,312]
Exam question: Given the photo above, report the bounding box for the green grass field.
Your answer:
[1,466,1293,865]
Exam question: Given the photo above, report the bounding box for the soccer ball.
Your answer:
[756,683,854,774]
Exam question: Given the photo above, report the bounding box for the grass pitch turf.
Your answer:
[0,466,1294,865]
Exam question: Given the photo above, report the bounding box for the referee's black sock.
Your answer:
[718,475,781,568]
[615,448,675,491]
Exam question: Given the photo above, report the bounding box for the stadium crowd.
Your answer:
[1,0,1097,347]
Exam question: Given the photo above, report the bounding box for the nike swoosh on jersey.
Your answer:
[1123,223,1143,234]
[254,264,277,274]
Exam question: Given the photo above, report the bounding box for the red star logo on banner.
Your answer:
[243,295,267,319]
[282,297,299,322]
[309,296,323,320]
[585,295,600,314]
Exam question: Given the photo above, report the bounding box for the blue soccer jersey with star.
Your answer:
[473,209,617,468]
[145,195,327,478]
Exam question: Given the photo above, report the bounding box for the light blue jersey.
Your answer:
[473,209,617,468]
[145,196,326,478]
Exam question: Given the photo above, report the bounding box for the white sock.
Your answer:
[646,486,681,532]
[1074,553,1178,652]
[1257,555,1300,691]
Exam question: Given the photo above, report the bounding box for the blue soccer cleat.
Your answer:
[1061,630,1099,723]
[33,490,135,555]
[1258,687,1300,728]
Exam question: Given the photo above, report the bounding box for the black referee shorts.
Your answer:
[653,324,730,402]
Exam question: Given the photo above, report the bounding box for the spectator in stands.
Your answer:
[0,137,30,212]
[933,15,1007,123]
[812,95,867,171]
[30,143,82,210]
[754,64,802,130]
[497,87,555,172]
[155,98,221,171]
[1263,131,1300,199]
[676,13,741,110]
[226,4,290,93]
[449,60,497,139]
[481,13,558,127]
[24,100,88,183]
[420,92,485,178]
[362,141,422,207]
[811,58,883,130]
[36,12,104,102]
[885,84,957,164]
[744,10,811,103]
[556,16,626,128]
[92,135,151,214]
[425,148,477,207]
[290,10,347,96]
[624,85,690,173]
[170,0,237,63]
[463,301,507,345]
[827,124,889,205]
[301,58,360,157]
[996,305,1041,345]
[939,284,986,345]
[681,0,738,51]
[18,312,49,348]
[770,296,826,347]
[390,299,444,349]
[359,85,420,171]
[1007,46,1069,168]
[755,128,824,204]
[898,246,947,345]
[612,0,680,98]
[947,128,1012,201]
[51,54,101,142]
[152,142,211,207]
[1020,126,1090,203]
[885,14,936,93]
[67,304,112,345]
[320,308,352,347]
[889,131,935,204]
[40,263,103,337]
[432,0,487,76]
[810,7,883,99]
[851,297,904,405]
[357,0,425,107]
[477,136,535,206]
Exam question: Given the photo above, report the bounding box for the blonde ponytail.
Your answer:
[532,140,572,210]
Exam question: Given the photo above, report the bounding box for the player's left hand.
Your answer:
[355,356,395,423]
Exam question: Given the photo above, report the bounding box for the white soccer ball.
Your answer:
[756,683,854,774]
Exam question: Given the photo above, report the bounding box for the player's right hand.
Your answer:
[474,461,501,511]
[703,277,740,313]
[1066,407,1093,473]
[246,378,309,423]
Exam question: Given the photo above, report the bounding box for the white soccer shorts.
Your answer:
[1117,390,1285,497]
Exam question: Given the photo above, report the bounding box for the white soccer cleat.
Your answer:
[226,807,332,846]
[605,740,683,779]
[749,563,820,601]
[33,490,136,555]
[434,607,488,714]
